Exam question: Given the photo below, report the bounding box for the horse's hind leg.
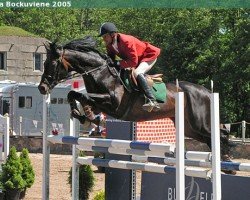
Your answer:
[184,110,236,174]
[220,134,236,174]
[205,133,236,175]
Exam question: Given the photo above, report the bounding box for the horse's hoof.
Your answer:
[71,109,81,118]
[221,154,237,175]
[222,154,233,161]
[222,169,237,175]
[78,116,86,124]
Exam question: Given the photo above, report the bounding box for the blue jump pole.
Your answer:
[47,135,175,153]
[76,157,212,179]
[133,156,250,172]
[221,161,250,172]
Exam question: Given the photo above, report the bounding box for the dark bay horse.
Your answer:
[38,38,232,165]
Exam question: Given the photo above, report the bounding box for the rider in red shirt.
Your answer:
[99,22,161,112]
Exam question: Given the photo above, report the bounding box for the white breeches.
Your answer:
[133,59,157,78]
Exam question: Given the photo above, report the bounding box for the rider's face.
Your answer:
[102,33,113,45]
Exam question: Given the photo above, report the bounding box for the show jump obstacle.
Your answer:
[42,89,250,200]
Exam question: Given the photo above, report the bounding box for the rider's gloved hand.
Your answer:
[113,60,120,68]
[112,60,121,71]
[107,58,120,69]
[106,57,114,66]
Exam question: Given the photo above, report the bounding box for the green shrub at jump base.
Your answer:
[1,146,25,200]
[68,152,94,200]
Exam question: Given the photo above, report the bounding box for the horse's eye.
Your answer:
[52,61,57,66]
[47,76,53,80]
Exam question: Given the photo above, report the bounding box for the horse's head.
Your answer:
[38,42,69,95]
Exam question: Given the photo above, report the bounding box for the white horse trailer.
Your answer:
[0,80,74,136]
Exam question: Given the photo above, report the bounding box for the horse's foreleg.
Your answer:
[67,91,90,123]
[87,93,112,105]
[67,91,112,124]
[86,93,115,113]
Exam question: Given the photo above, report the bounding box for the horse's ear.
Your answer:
[56,45,63,56]
[51,37,62,57]
[44,42,51,52]
[47,42,62,57]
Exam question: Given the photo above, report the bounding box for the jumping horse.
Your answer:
[38,37,233,171]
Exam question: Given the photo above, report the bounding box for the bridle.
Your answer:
[58,64,107,83]
[55,48,119,83]
[42,51,108,88]
[42,47,130,92]
[41,53,66,89]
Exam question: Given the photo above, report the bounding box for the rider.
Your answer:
[99,22,161,112]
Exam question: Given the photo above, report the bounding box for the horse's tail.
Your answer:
[179,81,234,158]
[179,81,211,140]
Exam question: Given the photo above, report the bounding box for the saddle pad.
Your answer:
[152,82,167,103]
[122,70,167,103]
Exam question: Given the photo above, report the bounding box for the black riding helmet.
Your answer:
[98,22,118,37]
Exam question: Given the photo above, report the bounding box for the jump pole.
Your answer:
[48,136,175,154]
[175,89,185,200]
[42,94,50,200]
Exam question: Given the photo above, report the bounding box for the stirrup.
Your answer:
[142,100,160,112]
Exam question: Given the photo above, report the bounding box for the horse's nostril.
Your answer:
[38,85,47,94]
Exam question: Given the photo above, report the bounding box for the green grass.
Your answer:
[0,26,37,37]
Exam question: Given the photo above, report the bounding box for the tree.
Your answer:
[0,8,248,126]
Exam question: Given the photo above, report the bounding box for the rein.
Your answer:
[57,65,104,84]
[111,68,132,93]
[57,54,131,92]
[55,49,109,83]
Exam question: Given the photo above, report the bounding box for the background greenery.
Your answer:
[0,8,249,128]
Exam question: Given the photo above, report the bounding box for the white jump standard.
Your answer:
[42,90,228,200]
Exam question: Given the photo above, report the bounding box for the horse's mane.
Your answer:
[63,36,107,59]
[63,35,96,51]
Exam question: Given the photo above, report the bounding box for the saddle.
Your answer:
[120,69,167,103]
[122,68,163,90]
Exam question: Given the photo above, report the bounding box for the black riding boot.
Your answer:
[137,74,160,112]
